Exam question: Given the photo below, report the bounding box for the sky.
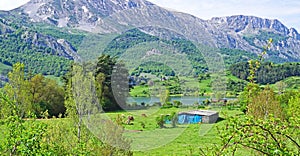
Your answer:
[0,0,299,30]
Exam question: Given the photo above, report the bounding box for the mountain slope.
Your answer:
[0,0,298,78]
[12,0,154,31]
[0,14,78,76]
[11,0,300,62]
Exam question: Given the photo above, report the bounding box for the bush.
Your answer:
[156,115,165,128]
[162,102,173,108]
[169,112,178,128]
[198,105,205,109]
[173,100,183,108]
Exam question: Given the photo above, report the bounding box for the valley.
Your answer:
[0,0,299,155]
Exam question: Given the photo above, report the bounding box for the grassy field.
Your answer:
[0,107,262,155]
[130,76,212,97]
[103,107,254,155]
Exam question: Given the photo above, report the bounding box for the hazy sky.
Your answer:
[0,0,299,30]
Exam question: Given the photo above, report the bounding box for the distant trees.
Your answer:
[230,62,300,84]
[1,63,65,118]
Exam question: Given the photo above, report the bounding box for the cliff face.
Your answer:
[5,0,300,62]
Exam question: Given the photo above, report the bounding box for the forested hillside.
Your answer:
[230,62,300,84]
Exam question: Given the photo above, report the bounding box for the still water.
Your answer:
[127,96,212,105]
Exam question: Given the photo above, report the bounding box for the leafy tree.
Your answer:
[95,55,129,111]
[204,39,299,155]
[64,64,132,155]
[286,94,300,119]
[275,81,287,94]
[160,89,170,105]
[40,78,65,117]
[2,63,65,118]
[3,62,31,117]
[238,83,261,113]
[211,115,300,155]
[247,87,283,119]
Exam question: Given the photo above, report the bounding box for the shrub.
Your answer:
[173,100,183,108]
[162,102,173,108]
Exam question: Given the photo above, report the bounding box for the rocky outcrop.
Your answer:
[7,0,300,62]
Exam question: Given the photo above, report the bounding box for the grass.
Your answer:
[260,76,300,92]
[130,76,212,97]
[0,107,257,155]
[130,74,245,97]
[104,107,250,155]
[130,85,150,97]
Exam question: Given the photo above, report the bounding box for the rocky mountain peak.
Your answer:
[4,0,300,63]
[210,15,292,36]
[14,0,154,30]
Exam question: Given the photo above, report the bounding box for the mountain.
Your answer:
[12,0,154,31]
[207,15,300,60]
[0,0,299,76]
[0,11,78,76]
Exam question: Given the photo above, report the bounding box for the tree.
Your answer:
[3,62,31,117]
[275,81,287,94]
[64,64,132,155]
[200,39,300,155]
[41,78,65,117]
[111,61,130,109]
[286,94,300,119]
[247,87,283,119]
[95,55,129,111]
[65,64,98,143]
[27,74,65,117]
[238,83,261,113]
[210,115,300,156]
[160,89,170,105]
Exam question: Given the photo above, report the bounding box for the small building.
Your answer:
[177,110,219,124]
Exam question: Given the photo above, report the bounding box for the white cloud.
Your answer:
[0,0,30,11]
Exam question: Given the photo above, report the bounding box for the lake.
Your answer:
[127,96,234,105]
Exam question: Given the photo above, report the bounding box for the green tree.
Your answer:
[95,55,129,111]
[210,115,300,155]
[3,62,31,117]
[202,39,299,155]
[286,94,300,119]
[247,87,283,119]
[160,89,170,105]
[275,81,287,94]
[64,64,132,155]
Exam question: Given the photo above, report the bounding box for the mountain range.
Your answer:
[0,0,300,76]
